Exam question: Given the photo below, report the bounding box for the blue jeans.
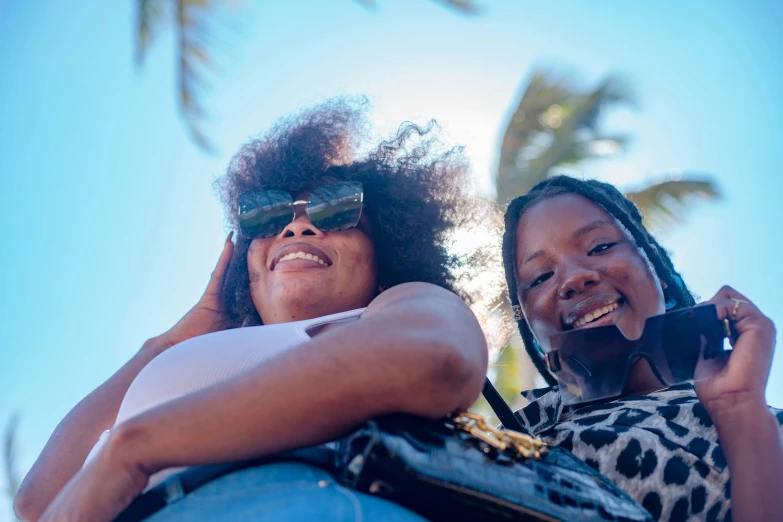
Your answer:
[144,462,428,521]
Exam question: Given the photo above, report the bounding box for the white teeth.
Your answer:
[574,302,619,328]
[277,252,327,266]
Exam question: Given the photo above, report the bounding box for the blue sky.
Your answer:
[1,0,782,516]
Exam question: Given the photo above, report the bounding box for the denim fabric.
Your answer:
[143,462,427,521]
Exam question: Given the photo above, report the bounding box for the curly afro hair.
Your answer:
[214,98,491,327]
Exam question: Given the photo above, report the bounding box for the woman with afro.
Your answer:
[18,99,490,522]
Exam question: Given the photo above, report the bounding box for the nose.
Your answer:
[279,203,322,238]
[558,260,600,300]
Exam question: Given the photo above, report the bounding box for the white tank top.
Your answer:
[84,308,365,489]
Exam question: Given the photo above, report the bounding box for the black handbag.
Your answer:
[334,379,654,522]
[116,379,652,521]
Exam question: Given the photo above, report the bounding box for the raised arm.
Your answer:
[39,282,488,522]
[13,338,166,521]
[15,236,235,522]
[696,286,782,521]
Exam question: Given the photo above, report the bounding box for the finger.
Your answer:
[712,296,774,358]
[701,284,752,306]
[711,298,759,323]
[205,232,234,294]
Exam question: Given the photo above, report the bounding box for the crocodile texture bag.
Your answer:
[335,380,653,522]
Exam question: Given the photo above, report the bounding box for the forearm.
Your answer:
[15,338,166,521]
[113,286,487,475]
[714,399,783,522]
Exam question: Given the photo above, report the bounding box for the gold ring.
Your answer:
[731,298,748,321]
[723,318,732,339]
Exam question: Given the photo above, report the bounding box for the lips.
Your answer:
[270,242,333,270]
[564,295,623,330]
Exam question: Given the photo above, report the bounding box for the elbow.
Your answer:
[13,485,44,522]
[414,334,488,418]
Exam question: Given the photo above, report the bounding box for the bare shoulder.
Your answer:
[363,282,470,317]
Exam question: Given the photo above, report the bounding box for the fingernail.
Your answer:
[226,231,234,243]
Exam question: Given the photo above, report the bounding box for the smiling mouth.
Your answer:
[276,251,329,266]
[564,296,625,331]
[574,301,620,328]
[270,242,334,270]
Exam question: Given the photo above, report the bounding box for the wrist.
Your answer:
[707,392,771,434]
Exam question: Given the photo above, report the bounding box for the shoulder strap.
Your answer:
[482,377,528,434]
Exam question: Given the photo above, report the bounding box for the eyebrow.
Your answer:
[519,220,615,266]
[573,219,615,239]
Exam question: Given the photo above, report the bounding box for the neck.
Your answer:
[260,302,363,325]
[622,358,666,396]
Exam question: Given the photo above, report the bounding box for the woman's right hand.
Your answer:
[149,233,236,353]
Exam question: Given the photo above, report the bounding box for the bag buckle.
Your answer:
[450,412,548,459]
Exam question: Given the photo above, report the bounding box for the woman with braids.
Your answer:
[502,175,783,522]
[15,99,489,522]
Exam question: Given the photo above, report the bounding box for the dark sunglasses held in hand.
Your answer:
[239,181,363,239]
[545,304,733,405]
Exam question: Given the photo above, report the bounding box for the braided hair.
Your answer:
[502,175,697,385]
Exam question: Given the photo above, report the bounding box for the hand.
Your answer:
[152,233,236,352]
[695,285,777,420]
[39,434,149,522]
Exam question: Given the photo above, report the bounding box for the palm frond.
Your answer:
[176,0,219,152]
[431,0,482,14]
[353,0,376,9]
[356,0,481,14]
[625,177,721,229]
[496,70,635,202]
[135,0,224,152]
[137,0,170,67]
[3,413,21,506]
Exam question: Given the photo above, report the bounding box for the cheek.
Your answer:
[519,286,561,344]
[607,255,664,312]
[340,235,377,274]
[246,241,269,285]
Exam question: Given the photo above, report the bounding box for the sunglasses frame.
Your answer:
[238,181,364,240]
[544,304,732,405]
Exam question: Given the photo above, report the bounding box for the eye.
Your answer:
[528,272,553,288]
[589,242,618,255]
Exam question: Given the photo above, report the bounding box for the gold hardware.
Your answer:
[450,412,548,460]
[730,298,748,321]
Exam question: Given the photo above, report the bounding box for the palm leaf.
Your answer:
[176,0,218,152]
[137,0,169,67]
[356,0,481,14]
[431,0,482,14]
[625,177,721,229]
[135,0,222,152]
[496,70,635,202]
[3,414,20,511]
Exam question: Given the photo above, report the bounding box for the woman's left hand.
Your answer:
[39,435,149,522]
[695,285,777,420]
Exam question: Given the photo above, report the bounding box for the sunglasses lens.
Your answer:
[306,182,363,232]
[654,306,729,384]
[548,305,729,405]
[238,190,293,239]
[550,326,632,405]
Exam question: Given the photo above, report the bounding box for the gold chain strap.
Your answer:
[450,412,548,460]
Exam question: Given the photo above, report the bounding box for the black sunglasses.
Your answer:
[238,181,364,239]
[545,305,733,405]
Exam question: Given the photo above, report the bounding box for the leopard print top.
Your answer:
[514,383,783,522]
